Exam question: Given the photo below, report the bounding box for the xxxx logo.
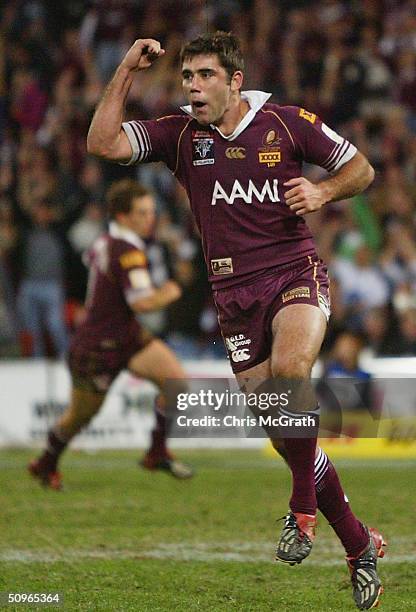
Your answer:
[225,147,246,159]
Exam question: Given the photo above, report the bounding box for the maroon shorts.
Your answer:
[213,256,331,374]
[68,326,154,393]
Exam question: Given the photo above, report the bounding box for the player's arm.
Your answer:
[131,280,182,314]
[284,151,374,216]
[119,248,181,313]
[86,39,165,162]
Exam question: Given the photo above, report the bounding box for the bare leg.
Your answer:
[269,304,326,515]
[28,386,106,489]
[128,339,192,478]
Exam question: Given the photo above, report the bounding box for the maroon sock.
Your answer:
[284,436,318,515]
[37,429,68,472]
[147,396,168,458]
[315,448,369,557]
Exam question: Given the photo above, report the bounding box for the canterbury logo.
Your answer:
[231,349,250,363]
[225,147,246,159]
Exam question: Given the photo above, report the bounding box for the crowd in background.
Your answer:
[1,0,416,362]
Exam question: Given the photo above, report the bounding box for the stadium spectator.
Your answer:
[79,0,142,83]
[331,243,390,327]
[361,305,394,356]
[14,199,69,358]
[0,261,18,356]
[324,330,371,380]
[10,68,48,132]
[86,30,386,610]
[395,306,416,354]
[317,329,380,429]
[29,179,193,489]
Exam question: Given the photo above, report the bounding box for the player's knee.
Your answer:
[271,354,312,379]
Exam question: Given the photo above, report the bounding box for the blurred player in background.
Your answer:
[29,179,193,488]
[86,33,385,609]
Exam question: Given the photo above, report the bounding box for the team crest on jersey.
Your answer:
[263,130,282,148]
[258,130,282,167]
[192,133,215,166]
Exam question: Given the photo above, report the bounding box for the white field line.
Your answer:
[2,458,416,471]
[1,539,414,565]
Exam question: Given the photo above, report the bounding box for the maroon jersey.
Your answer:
[122,91,357,288]
[69,223,154,392]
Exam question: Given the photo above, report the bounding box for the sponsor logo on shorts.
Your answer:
[282,286,311,303]
[225,147,246,159]
[119,250,147,269]
[225,334,252,363]
[211,258,233,275]
[231,348,250,362]
[299,108,316,124]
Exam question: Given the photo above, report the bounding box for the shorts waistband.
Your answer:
[213,254,319,292]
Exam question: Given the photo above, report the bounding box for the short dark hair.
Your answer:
[106,179,151,219]
[180,31,244,81]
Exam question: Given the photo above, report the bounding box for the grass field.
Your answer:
[1,449,415,611]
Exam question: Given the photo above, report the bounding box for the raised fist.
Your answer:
[120,39,165,72]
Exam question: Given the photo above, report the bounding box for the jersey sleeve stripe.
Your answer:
[325,140,349,172]
[321,134,357,173]
[331,143,357,172]
[327,140,352,172]
[130,122,152,162]
[120,121,152,165]
[134,121,152,152]
[120,122,141,165]
[322,141,343,169]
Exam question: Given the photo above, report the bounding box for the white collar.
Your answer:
[109,221,146,251]
[180,90,272,141]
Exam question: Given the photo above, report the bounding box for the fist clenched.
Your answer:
[121,39,165,72]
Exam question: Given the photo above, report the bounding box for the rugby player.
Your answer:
[29,179,193,488]
[86,32,385,609]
